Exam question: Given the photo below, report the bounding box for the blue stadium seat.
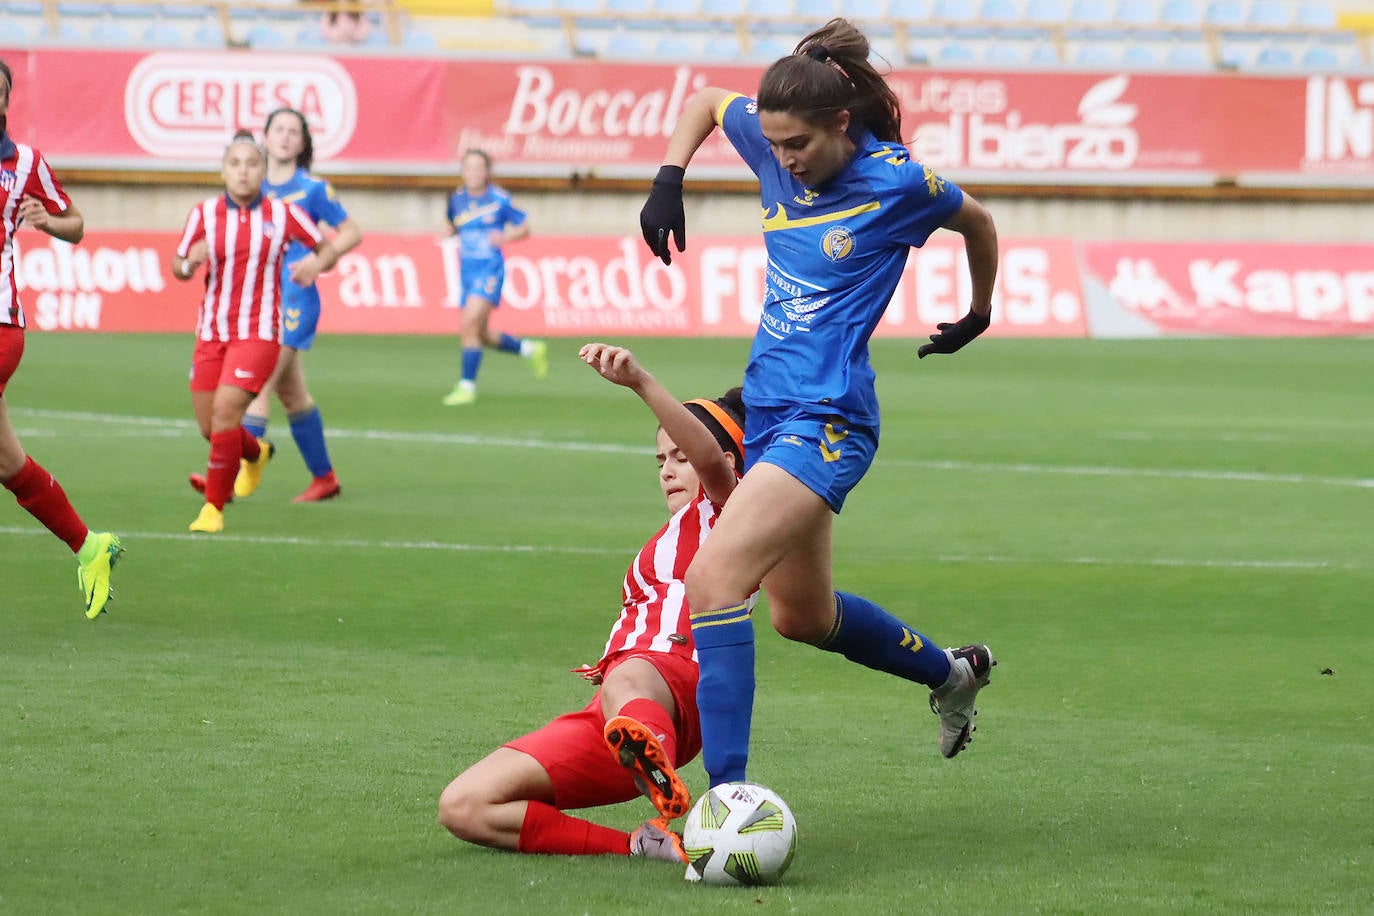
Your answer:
[140,20,182,45]
[793,0,836,18]
[702,33,742,58]
[1073,41,1119,64]
[699,0,745,14]
[1114,0,1157,26]
[847,0,889,19]
[603,31,649,58]
[984,40,1028,64]
[652,0,699,14]
[403,29,438,50]
[1294,1,1335,29]
[1300,42,1345,69]
[1203,0,1244,27]
[1122,42,1161,66]
[937,41,977,61]
[653,33,700,57]
[749,36,793,59]
[1029,41,1059,62]
[1164,41,1208,66]
[91,19,135,43]
[1246,0,1290,27]
[158,3,213,19]
[1157,0,1201,26]
[979,0,1021,22]
[109,3,155,16]
[1069,0,1113,24]
[192,22,224,46]
[1025,0,1066,22]
[933,0,977,21]
[294,26,329,46]
[5,0,44,14]
[245,24,287,48]
[55,2,106,16]
[0,19,28,43]
[39,20,82,41]
[888,0,934,21]
[1254,45,1295,68]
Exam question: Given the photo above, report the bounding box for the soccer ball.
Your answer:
[682,782,798,886]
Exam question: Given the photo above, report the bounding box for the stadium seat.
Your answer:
[1024,0,1067,22]
[1253,44,1295,68]
[1122,42,1161,66]
[846,0,889,20]
[793,0,837,18]
[0,19,28,43]
[1029,41,1060,62]
[91,19,135,44]
[749,36,793,59]
[5,0,44,14]
[245,24,287,48]
[1157,0,1201,26]
[1114,0,1157,27]
[55,1,106,16]
[1294,1,1336,29]
[403,29,438,50]
[1299,43,1341,69]
[652,0,699,15]
[192,22,224,46]
[158,3,213,20]
[937,41,977,61]
[653,33,700,57]
[1164,41,1209,66]
[1246,0,1290,28]
[699,0,746,15]
[979,0,1021,22]
[294,26,330,47]
[984,40,1029,64]
[140,20,182,44]
[1203,0,1244,27]
[1068,0,1113,24]
[1073,41,1119,64]
[39,21,82,41]
[702,33,742,58]
[603,30,649,58]
[933,0,977,21]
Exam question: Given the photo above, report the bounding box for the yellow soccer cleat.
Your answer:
[188,503,224,534]
[526,339,549,381]
[441,384,477,407]
[233,438,274,498]
[76,531,124,620]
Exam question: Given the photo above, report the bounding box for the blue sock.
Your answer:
[690,604,755,787]
[819,592,952,688]
[496,333,522,354]
[288,406,332,477]
[242,413,268,439]
[460,347,483,383]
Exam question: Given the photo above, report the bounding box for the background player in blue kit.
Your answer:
[189,108,362,503]
[638,18,1002,790]
[440,149,547,406]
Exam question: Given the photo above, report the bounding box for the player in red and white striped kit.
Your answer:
[171,132,336,533]
[439,343,747,864]
[0,58,124,619]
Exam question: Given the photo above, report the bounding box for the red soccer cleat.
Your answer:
[187,473,232,503]
[293,470,341,503]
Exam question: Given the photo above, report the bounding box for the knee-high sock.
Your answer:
[616,697,679,765]
[460,347,483,383]
[242,413,268,439]
[818,591,952,687]
[288,406,332,477]
[690,603,755,787]
[239,427,261,462]
[4,456,87,552]
[516,800,630,856]
[206,429,242,510]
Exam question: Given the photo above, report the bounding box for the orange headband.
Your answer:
[686,398,745,459]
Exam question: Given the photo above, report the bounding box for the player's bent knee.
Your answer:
[437,781,494,844]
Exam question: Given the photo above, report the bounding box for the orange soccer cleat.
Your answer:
[293,470,341,503]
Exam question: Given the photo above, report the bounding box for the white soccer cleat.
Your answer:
[629,817,688,863]
[929,644,996,758]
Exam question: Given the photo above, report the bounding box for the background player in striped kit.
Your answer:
[172,132,337,534]
[439,149,547,406]
[438,343,745,863]
[190,108,362,504]
[638,19,1000,791]
[0,58,123,619]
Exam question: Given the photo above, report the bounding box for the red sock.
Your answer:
[618,697,679,765]
[516,801,629,856]
[239,428,261,462]
[4,456,88,552]
[206,429,242,510]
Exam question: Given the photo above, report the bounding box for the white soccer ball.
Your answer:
[682,782,798,886]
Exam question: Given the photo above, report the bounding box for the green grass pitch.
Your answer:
[2,333,1371,914]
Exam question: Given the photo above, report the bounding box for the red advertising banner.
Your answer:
[12,229,1086,339]
[1079,241,1374,336]
[3,48,1374,185]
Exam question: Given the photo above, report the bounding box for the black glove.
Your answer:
[917,309,991,359]
[640,165,686,265]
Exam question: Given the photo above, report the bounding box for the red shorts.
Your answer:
[0,325,23,395]
[189,338,280,394]
[505,651,701,811]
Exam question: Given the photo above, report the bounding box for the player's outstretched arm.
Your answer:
[919,194,998,359]
[640,87,733,265]
[580,342,737,505]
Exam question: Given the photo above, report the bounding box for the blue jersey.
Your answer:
[262,167,350,302]
[447,184,526,266]
[718,93,964,426]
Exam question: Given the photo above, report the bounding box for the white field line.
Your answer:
[15,407,1374,490]
[1,525,1367,572]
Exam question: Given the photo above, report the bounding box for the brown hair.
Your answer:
[264,108,314,171]
[683,386,746,466]
[756,18,901,144]
[0,59,11,135]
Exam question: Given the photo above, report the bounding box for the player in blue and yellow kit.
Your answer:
[638,19,1001,792]
[440,149,547,406]
[191,109,363,503]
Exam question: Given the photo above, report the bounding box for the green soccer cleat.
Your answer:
[76,531,124,620]
[526,339,549,380]
[441,384,477,406]
[233,438,274,498]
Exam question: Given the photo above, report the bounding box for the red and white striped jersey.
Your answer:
[590,488,729,672]
[1,141,71,328]
[176,194,322,342]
